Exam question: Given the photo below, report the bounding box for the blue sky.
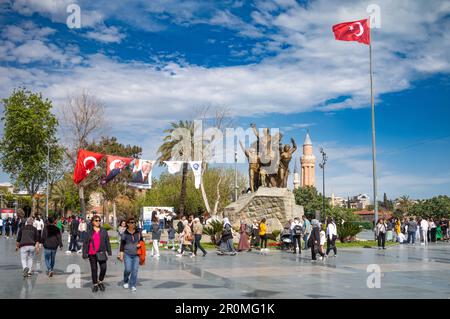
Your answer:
[0,0,449,200]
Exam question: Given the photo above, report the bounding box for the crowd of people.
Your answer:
[6,209,449,294]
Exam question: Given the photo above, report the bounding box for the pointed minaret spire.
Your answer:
[293,157,300,190]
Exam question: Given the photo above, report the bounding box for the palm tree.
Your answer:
[397,195,412,215]
[157,120,194,216]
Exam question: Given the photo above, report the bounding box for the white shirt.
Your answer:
[290,220,301,230]
[158,212,166,221]
[0,219,3,226]
[326,222,337,239]
[78,222,87,232]
[420,220,429,231]
[33,219,44,231]
[319,230,326,246]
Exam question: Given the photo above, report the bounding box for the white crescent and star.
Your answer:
[354,22,364,36]
[83,156,98,174]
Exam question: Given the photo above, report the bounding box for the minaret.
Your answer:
[293,158,300,190]
[300,131,316,187]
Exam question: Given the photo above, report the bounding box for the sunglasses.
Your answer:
[93,219,101,222]
[128,221,136,224]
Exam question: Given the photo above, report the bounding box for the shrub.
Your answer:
[203,219,223,246]
[268,229,281,241]
[337,222,362,242]
[103,223,112,231]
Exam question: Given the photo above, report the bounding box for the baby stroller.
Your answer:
[280,227,293,251]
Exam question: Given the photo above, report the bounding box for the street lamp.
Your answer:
[46,142,50,219]
[319,147,328,222]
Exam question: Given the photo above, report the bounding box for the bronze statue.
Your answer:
[241,124,297,191]
[278,138,297,188]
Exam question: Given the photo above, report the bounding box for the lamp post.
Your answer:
[46,142,50,219]
[234,150,238,201]
[319,147,328,222]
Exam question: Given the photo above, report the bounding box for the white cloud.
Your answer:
[83,26,125,43]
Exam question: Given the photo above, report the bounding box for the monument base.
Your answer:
[223,187,304,231]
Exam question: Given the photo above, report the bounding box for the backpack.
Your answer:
[177,221,184,234]
[294,224,302,236]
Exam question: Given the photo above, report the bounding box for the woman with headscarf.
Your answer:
[218,218,236,256]
[237,220,250,252]
[176,220,193,257]
[308,219,325,261]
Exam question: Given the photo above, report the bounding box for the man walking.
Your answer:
[420,218,428,245]
[69,215,80,253]
[302,215,311,250]
[16,218,39,277]
[407,218,417,245]
[290,217,302,255]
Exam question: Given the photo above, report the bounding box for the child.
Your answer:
[167,222,176,250]
[319,224,326,260]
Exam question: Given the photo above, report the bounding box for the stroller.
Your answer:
[280,227,293,251]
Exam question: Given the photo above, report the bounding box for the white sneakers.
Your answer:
[190,254,196,258]
[123,283,129,289]
[176,254,182,257]
[131,286,137,292]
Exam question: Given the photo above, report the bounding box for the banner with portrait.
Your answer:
[128,159,155,189]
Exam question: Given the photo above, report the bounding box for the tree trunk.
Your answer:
[79,186,86,218]
[31,195,36,216]
[200,178,211,214]
[179,162,189,216]
[212,176,222,215]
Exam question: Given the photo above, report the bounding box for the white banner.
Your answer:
[189,161,202,189]
[164,161,184,174]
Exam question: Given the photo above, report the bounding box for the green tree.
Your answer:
[0,88,63,215]
[294,186,329,219]
[397,195,413,215]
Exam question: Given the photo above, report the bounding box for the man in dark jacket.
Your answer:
[41,217,63,277]
[69,215,80,252]
[16,218,39,277]
[308,220,324,261]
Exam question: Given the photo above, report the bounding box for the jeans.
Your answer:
[168,239,175,248]
[20,246,35,271]
[44,248,56,271]
[88,255,107,284]
[377,232,386,248]
[194,234,206,255]
[292,235,301,253]
[407,231,416,244]
[151,240,160,256]
[303,233,310,249]
[159,219,165,231]
[123,253,139,288]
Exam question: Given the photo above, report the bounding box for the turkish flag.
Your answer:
[73,149,104,184]
[332,18,370,45]
[102,155,133,184]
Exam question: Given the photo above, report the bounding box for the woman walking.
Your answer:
[376,218,387,250]
[119,218,143,292]
[82,215,112,293]
[308,220,325,261]
[193,218,207,257]
[259,218,268,252]
[218,218,236,256]
[167,222,176,250]
[176,220,193,257]
[41,217,63,277]
[238,220,250,252]
[78,218,87,243]
[326,217,338,257]
[151,212,161,258]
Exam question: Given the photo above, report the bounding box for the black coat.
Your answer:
[308,227,320,247]
[41,224,63,250]
[82,227,112,259]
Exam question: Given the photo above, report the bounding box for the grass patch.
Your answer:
[336,241,398,248]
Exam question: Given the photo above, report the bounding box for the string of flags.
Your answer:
[73,149,202,189]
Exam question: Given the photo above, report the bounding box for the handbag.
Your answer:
[91,232,108,262]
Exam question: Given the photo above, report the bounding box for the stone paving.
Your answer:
[1,234,449,299]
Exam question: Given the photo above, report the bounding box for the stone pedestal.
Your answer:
[223,187,304,231]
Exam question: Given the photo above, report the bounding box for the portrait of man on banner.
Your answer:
[129,159,155,189]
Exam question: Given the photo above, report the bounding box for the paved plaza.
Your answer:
[1,235,449,299]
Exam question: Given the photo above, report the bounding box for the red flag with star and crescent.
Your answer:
[332,18,370,45]
[73,149,104,184]
[101,155,133,184]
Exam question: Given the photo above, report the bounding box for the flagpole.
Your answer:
[369,23,378,235]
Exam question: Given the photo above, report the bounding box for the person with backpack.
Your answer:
[176,215,186,252]
[237,220,250,252]
[290,217,303,255]
[69,215,80,253]
[119,217,143,292]
[176,219,193,257]
[150,212,161,258]
[250,219,259,249]
[41,217,63,277]
[82,215,112,293]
